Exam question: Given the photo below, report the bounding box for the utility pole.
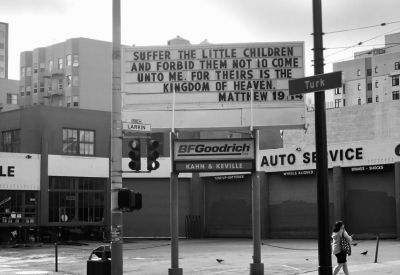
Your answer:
[312,0,333,274]
[111,0,123,274]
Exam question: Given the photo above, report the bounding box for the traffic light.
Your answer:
[147,139,160,171]
[128,138,141,171]
[118,188,142,211]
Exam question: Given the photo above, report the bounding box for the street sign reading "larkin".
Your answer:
[288,71,342,95]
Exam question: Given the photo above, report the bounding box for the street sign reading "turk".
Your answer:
[288,71,342,95]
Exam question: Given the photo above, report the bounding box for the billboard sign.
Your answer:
[173,139,255,173]
[122,42,306,132]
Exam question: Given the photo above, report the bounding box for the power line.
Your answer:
[325,20,400,34]
[324,26,400,59]
[325,43,400,65]
[325,43,400,50]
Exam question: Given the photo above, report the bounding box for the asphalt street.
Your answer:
[0,238,399,274]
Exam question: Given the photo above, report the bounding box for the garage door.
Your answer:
[122,178,190,237]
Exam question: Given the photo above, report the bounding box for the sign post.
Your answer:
[312,1,333,274]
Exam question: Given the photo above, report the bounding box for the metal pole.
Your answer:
[55,242,58,272]
[312,1,332,275]
[169,171,182,275]
[374,234,380,263]
[250,130,264,275]
[111,0,123,275]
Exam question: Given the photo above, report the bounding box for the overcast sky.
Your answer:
[2,0,400,102]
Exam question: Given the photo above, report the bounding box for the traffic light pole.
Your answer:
[111,0,123,275]
[312,1,333,274]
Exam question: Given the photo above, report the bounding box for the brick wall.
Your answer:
[283,100,400,148]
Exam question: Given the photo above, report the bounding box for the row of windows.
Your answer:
[21,54,79,77]
[0,129,21,152]
[352,76,399,92]
[355,62,400,77]
[336,91,399,108]
[20,75,78,97]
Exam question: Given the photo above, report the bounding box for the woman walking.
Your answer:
[332,221,353,275]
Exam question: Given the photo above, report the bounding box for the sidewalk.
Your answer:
[0,238,398,274]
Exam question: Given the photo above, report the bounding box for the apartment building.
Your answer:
[19,38,112,111]
[333,32,400,108]
[0,22,8,79]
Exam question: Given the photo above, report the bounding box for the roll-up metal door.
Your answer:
[122,178,190,237]
[204,175,252,237]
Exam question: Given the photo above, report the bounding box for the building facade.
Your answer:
[19,38,112,111]
[0,22,8,79]
[333,32,400,108]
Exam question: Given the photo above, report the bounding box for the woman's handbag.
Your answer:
[340,231,351,256]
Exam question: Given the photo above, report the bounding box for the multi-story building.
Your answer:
[0,22,8,79]
[19,38,111,111]
[333,32,400,108]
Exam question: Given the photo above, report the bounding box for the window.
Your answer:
[58,79,63,90]
[58,100,63,106]
[0,43,4,50]
[342,85,345,94]
[73,54,79,67]
[367,83,372,91]
[66,75,72,87]
[66,54,71,66]
[367,69,372,76]
[21,67,25,77]
[392,75,399,86]
[375,66,378,73]
[48,177,105,223]
[376,95,379,102]
[33,63,38,74]
[48,60,53,72]
[343,99,346,106]
[0,31,4,38]
[6,94,18,105]
[40,63,45,72]
[40,82,45,93]
[0,191,37,225]
[357,69,361,76]
[0,55,4,62]
[375,81,378,88]
[58,58,63,69]
[20,86,25,96]
[62,129,95,156]
[357,83,361,90]
[334,88,340,95]
[73,96,79,107]
[33,83,38,93]
[48,81,52,92]
[1,129,21,152]
[358,98,361,105]
[66,96,71,107]
[73,75,79,86]
[395,62,400,70]
[26,85,31,96]
[26,67,31,76]
[367,97,372,103]
[393,91,399,100]
[335,99,341,108]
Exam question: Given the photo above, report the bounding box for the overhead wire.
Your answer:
[324,26,400,59]
[324,20,400,34]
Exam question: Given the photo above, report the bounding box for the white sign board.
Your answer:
[0,153,40,190]
[122,42,306,132]
[123,123,151,132]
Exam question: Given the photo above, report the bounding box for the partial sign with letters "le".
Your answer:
[288,71,342,95]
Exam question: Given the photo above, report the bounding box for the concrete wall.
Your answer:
[283,100,400,148]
